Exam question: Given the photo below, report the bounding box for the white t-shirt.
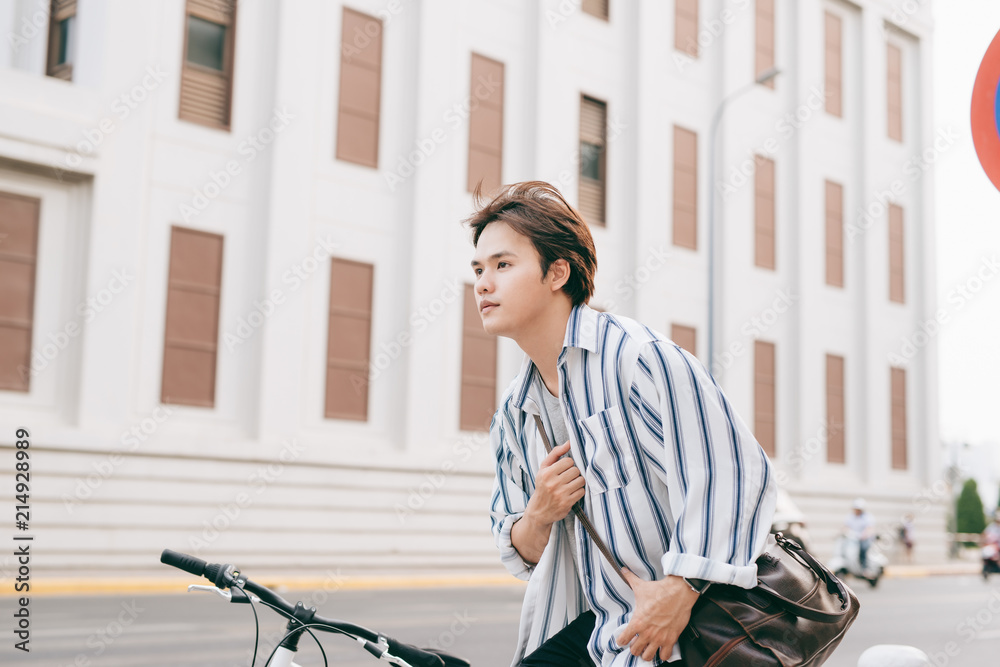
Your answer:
[540,383,583,588]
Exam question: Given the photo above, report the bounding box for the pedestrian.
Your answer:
[898,513,915,563]
[466,181,776,666]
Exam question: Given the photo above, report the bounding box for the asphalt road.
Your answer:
[2,574,999,666]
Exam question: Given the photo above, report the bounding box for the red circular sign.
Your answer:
[972,27,1000,192]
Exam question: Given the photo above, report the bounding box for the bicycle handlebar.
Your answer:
[160,549,463,667]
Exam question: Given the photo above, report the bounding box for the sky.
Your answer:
[933,1,1000,447]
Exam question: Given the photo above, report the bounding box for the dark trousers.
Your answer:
[519,611,597,666]
[519,611,681,666]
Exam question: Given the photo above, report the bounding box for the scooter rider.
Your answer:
[845,498,875,571]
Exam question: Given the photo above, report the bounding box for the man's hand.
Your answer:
[526,441,586,524]
[510,442,585,564]
[616,570,699,662]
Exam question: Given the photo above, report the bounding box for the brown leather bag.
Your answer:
[677,533,860,666]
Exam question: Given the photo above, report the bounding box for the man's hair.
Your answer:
[463,181,597,306]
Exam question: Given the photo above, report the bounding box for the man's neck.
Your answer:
[515,301,574,397]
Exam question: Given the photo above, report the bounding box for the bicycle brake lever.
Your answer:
[187,584,232,600]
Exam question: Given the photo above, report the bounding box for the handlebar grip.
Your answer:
[161,549,208,577]
[160,548,227,587]
[386,637,446,667]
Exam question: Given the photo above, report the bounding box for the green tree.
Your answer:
[956,478,987,540]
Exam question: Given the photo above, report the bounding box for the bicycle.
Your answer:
[160,549,471,667]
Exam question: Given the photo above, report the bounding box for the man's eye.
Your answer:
[498,262,508,268]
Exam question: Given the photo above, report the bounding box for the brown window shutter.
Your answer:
[754,155,775,270]
[0,192,41,392]
[675,0,699,58]
[460,284,497,432]
[824,12,842,117]
[890,367,907,469]
[826,354,845,463]
[336,8,383,168]
[179,0,237,130]
[467,54,505,194]
[581,0,609,20]
[754,340,776,457]
[887,43,903,141]
[46,0,77,81]
[825,180,844,287]
[325,258,373,421]
[161,227,223,407]
[889,204,904,303]
[756,0,776,89]
[671,324,697,358]
[579,96,608,226]
[672,126,698,250]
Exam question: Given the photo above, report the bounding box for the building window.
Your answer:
[826,354,845,463]
[754,155,775,270]
[887,42,903,141]
[336,7,383,168]
[755,0,775,89]
[325,258,373,421]
[825,180,844,287]
[675,0,699,58]
[179,0,237,130]
[161,227,223,408]
[460,284,497,432]
[672,126,698,250]
[889,204,904,303]
[0,192,41,393]
[467,54,505,194]
[46,0,77,81]
[890,367,907,469]
[671,324,697,358]
[824,12,842,117]
[581,0,609,20]
[579,96,607,226]
[754,340,776,457]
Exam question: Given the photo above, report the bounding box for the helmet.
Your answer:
[852,498,866,511]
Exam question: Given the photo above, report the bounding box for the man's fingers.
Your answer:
[540,441,571,466]
[658,643,676,662]
[615,623,635,647]
[620,567,641,586]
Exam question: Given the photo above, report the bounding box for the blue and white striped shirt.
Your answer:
[489,303,776,666]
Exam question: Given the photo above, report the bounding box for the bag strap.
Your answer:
[532,413,630,587]
[752,535,855,623]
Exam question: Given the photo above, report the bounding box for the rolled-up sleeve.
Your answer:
[488,414,534,580]
[642,341,776,589]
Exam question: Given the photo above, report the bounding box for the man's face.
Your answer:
[853,508,863,517]
[471,221,556,339]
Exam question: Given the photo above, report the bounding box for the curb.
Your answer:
[0,573,527,597]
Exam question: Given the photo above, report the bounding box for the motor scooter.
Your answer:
[829,533,887,588]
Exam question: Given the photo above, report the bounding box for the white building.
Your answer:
[0,0,944,583]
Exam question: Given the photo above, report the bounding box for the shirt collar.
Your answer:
[510,302,601,414]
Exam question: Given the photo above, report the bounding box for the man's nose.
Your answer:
[476,272,492,294]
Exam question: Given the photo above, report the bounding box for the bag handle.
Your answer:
[752,535,854,623]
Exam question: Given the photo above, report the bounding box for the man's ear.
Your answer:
[547,259,571,292]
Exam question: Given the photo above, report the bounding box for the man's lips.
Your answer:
[480,300,498,313]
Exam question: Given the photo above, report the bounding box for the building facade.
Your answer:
[0,0,944,582]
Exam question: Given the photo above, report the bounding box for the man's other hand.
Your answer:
[616,571,699,663]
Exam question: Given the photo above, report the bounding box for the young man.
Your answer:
[467,181,776,666]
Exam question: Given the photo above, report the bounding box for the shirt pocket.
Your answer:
[577,403,637,494]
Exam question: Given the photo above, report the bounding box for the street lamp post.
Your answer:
[707,67,781,375]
